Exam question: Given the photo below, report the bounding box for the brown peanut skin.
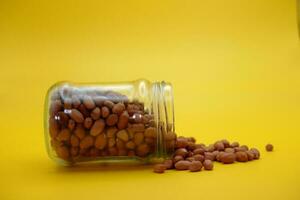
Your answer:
[69,109,84,123]
[193,148,205,155]
[80,135,94,149]
[203,160,214,170]
[57,129,71,142]
[84,117,93,129]
[173,155,184,163]
[230,142,239,148]
[56,146,69,160]
[236,151,248,162]
[175,148,188,157]
[117,111,129,129]
[193,154,205,162]
[101,106,110,118]
[221,153,236,164]
[176,137,189,148]
[246,151,255,161]
[153,164,166,173]
[214,141,225,151]
[91,107,101,120]
[90,119,105,136]
[95,134,107,150]
[250,148,260,159]
[189,161,202,172]
[175,160,191,170]
[266,144,274,152]
[163,159,173,169]
[83,96,96,110]
[106,114,118,126]
[136,144,150,157]
[104,100,114,109]
[112,103,125,114]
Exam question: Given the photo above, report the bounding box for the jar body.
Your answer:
[44,79,176,165]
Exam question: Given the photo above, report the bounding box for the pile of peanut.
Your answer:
[49,87,176,162]
[153,137,263,173]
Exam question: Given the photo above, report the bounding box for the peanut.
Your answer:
[176,137,189,148]
[108,138,116,148]
[136,143,150,157]
[69,109,84,123]
[246,151,255,161]
[189,161,202,172]
[71,96,81,108]
[225,148,235,153]
[173,155,184,163]
[236,151,248,162]
[193,154,205,162]
[117,111,129,129]
[63,98,72,109]
[103,100,114,109]
[163,159,173,169]
[250,148,260,159]
[204,152,215,161]
[70,135,80,147]
[131,123,145,132]
[220,153,236,164]
[70,147,79,157]
[221,139,230,148]
[74,125,86,139]
[175,160,191,170]
[144,127,156,138]
[230,142,239,148]
[83,95,95,110]
[193,148,205,155]
[125,141,136,150]
[106,114,118,126]
[175,148,188,157]
[57,129,71,142]
[153,164,166,173]
[117,130,129,142]
[133,132,144,145]
[106,127,118,138]
[49,118,59,138]
[214,141,225,151]
[266,144,273,152]
[165,131,176,141]
[84,117,93,129]
[95,133,107,150]
[203,160,214,170]
[91,107,101,120]
[112,102,125,114]
[101,106,110,118]
[90,119,105,136]
[78,104,90,117]
[68,119,75,131]
[80,135,94,149]
[56,146,69,160]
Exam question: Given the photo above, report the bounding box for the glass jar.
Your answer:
[44,79,176,165]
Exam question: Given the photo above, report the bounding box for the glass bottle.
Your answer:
[44,79,176,165]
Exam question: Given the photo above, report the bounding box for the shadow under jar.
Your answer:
[44,79,176,165]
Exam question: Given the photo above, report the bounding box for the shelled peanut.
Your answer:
[48,87,176,162]
[153,137,262,173]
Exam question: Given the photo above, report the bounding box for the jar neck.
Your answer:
[151,81,175,157]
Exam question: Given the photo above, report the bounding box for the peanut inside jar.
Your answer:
[47,84,176,164]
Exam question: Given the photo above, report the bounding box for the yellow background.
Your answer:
[0,0,300,199]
